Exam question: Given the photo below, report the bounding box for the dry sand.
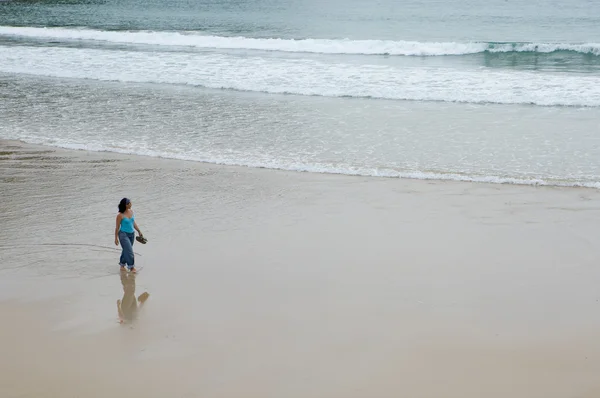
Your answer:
[1,139,600,398]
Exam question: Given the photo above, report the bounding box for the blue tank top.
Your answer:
[120,214,135,233]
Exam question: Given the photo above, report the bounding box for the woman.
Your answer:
[115,197,143,273]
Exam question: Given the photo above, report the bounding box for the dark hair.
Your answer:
[118,198,130,213]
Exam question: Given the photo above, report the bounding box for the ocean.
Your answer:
[1,0,600,187]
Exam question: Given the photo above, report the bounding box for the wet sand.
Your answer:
[1,139,600,398]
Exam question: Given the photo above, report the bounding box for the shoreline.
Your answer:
[6,137,600,190]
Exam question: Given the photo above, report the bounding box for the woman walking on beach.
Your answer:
[115,198,143,273]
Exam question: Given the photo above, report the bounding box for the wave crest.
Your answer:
[1,26,599,56]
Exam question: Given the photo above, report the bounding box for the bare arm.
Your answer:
[134,220,142,236]
[115,213,122,245]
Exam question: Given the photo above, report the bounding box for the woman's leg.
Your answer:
[128,232,136,271]
[119,231,135,268]
[119,239,126,265]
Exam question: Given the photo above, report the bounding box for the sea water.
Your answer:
[1,0,600,187]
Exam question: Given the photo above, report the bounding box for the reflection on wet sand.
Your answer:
[117,269,149,324]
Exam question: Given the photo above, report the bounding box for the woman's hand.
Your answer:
[115,237,119,246]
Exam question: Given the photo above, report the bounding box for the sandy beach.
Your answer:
[1,139,600,398]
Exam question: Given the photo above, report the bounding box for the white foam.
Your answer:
[1,26,599,56]
[0,45,598,107]
[489,42,600,56]
[13,137,600,189]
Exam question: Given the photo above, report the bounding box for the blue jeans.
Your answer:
[119,231,135,268]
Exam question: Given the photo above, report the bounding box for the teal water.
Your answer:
[1,0,600,186]
[2,0,599,42]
